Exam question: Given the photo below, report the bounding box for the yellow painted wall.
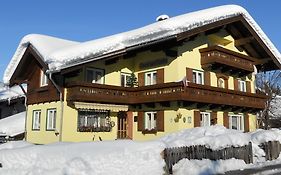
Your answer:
[26,102,61,144]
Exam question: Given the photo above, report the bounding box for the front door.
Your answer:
[117,111,127,139]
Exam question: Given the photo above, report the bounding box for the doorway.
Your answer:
[117,111,127,139]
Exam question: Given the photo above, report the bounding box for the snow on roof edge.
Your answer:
[4,5,281,84]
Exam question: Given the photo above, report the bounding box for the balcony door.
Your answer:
[117,111,127,139]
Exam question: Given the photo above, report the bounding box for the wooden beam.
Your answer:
[234,36,255,47]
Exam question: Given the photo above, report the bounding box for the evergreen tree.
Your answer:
[126,72,138,87]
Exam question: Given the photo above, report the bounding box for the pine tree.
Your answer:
[126,72,138,87]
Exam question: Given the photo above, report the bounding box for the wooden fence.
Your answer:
[260,141,281,161]
[163,142,253,174]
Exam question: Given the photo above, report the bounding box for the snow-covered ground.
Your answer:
[1,125,281,175]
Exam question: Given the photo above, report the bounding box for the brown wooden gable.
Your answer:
[8,45,61,105]
[9,45,48,86]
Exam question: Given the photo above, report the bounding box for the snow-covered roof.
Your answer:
[0,85,26,102]
[0,111,25,137]
[3,5,281,84]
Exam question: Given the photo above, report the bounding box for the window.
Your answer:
[121,73,131,87]
[86,68,104,84]
[229,114,244,131]
[40,70,48,87]
[32,110,41,130]
[218,78,225,88]
[78,110,110,132]
[46,109,56,131]
[192,70,204,85]
[200,112,211,127]
[145,71,157,86]
[144,112,157,130]
[238,80,246,92]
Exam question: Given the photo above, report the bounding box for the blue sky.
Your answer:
[0,0,280,80]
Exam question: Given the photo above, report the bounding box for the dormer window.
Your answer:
[40,70,48,87]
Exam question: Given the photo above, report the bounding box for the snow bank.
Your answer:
[251,129,281,145]
[0,140,165,175]
[173,158,247,175]
[160,125,250,150]
[0,112,25,137]
[4,5,281,84]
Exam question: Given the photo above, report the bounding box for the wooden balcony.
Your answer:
[200,46,256,75]
[66,82,267,111]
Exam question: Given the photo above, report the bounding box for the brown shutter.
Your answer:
[246,81,251,93]
[194,111,201,127]
[157,68,164,84]
[223,112,229,128]
[225,79,229,89]
[138,72,144,86]
[157,111,164,132]
[211,112,217,125]
[234,78,239,91]
[204,71,211,86]
[244,113,250,132]
[186,67,193,82]
[137,112,144,131]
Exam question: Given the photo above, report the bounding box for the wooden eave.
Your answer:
[9,45,48,86]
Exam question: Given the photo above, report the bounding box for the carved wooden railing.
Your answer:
[66,82,267,109]
[200,46,256,73]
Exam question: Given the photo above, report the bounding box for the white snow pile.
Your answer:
[173,158,247,175]
[1,126,281,174]
[4,4,281,84]
[160,125,250,150]
[0,85,26,102]
[0,112,25,137]
[0,140,165,175]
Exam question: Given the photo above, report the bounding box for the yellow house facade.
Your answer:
[5,5,280,144]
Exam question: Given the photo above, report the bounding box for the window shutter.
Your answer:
[157,68,164,84]
[244,113,250,132]
[225,79,229,89]
[138,73,144,86]
[186,67,193,82]
[204,71,211,86]
[137,112,144,131]
[246,81,251,93]
[194,111,200,127]
[211,112,217,125]
[157,111,164,132]
[223,112,229,128]
[234,79,239,91]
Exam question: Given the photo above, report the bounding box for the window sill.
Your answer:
[142,129,157,134]
[36,86,48,92]
[78,126,111,132]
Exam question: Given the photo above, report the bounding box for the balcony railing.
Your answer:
[66,82,267,110]
[200,46,256,73]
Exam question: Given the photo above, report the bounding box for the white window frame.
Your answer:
[46,109,56,131]
[145,71,157,86]
[229,114,244,131]
[86,68,104,84]
[32,110,41,130]
[121,72,131,87]
[192,70,204,85]
[144,112,157,130]
[218,77,225,88]
[238,80,246,92]
[200,112,211,127]
[40,70,48,87]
